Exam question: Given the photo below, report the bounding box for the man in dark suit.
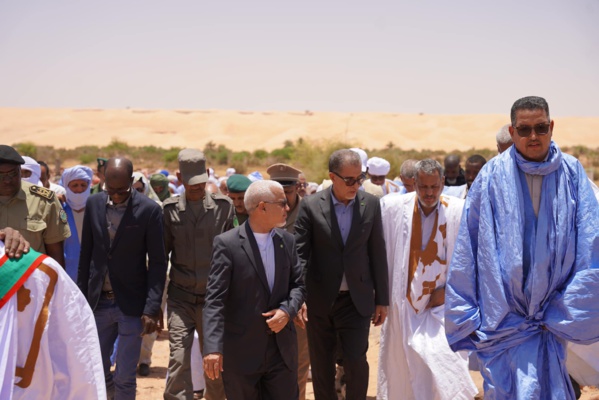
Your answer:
[78,157,167,400]
[294,149,389,400]
[203,179,305,400]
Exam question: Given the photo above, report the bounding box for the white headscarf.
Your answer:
[61,165,93,210]
[21,156,42,185]
[132,172,161,203]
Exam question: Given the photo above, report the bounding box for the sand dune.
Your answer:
[1,108,598,151]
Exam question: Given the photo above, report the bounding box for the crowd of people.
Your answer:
[1,95,599,400]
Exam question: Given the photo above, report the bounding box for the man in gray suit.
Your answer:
[295,149,389,400]
[203,180,305,399]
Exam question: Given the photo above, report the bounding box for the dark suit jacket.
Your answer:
[77,190,167,317]
[203,222,305,374]
[294,187,389,317]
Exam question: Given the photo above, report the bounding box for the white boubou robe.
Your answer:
[0,243,105,399]
[377,192,477,400]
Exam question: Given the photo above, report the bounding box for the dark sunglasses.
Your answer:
[514,123,550,138]
[263,199,288,208]
[331,171,367,187]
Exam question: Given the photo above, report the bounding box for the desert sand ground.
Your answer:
[137,326,599,399]
[1,108,599,152]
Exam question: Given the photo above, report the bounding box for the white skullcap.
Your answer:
[226,167,236,177]
[350,148,368,172]
[367,157,390,176]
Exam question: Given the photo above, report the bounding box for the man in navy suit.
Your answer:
[295,149,389,400]
[202,180,305,399]
[78,157,167,400]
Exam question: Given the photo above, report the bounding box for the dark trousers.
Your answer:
[223,335,299,400]
[307,292,371,400]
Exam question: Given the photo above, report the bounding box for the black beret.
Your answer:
[0,145,25,165]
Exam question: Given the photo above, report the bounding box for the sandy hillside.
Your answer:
[1,108,598,152]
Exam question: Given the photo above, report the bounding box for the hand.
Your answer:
[426,287,446,309]
[262,308,290,334]
[293,303,308,329]
[141,314,159,335]
[372,305,388,326]
[203,353,223,380]
[0,228,30,259]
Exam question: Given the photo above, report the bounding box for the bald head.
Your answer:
[105,157,133,179]
[444,154,460,168]
[105,157,134,203]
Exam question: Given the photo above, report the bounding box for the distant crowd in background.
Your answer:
[2,95,599,400]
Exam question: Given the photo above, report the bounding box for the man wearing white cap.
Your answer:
[364,157,401,197]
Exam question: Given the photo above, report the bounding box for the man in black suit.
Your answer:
[203,179,305,400]
[78,157,167,400]
[294,149,389,400]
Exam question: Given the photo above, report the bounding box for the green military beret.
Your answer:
[227,174,252,193]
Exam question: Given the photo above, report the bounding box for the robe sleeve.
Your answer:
[543,162,599,344]
[444,179,483,352]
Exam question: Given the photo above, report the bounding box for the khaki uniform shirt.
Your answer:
[163,193,234,295]
[283,195,302,234]
[0,181,71,253]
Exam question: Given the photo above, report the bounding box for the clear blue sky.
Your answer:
[1,1,598,116]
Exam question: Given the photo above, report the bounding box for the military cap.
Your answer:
[178,149,208,185]
[227,174,252,193]
[267,163,302,186]
[97,157,108,169]
[0,145,25,165]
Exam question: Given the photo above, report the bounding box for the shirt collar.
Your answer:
[106,194,130,208]
[331,190,355,208]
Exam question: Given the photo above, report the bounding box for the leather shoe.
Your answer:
[138,363,150,376]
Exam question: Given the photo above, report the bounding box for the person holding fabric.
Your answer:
[150,173,171,203]
[377,159,477,400]
[60,165,93,282]
[0,229,106,399]
[445,96,599,399]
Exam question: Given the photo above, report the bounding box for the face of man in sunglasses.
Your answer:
[329,163,362,205]
[509,108,553,162]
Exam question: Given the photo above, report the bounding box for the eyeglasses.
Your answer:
[263,199,288,208]
[331,171,367,187]
[514,123,551,138]
[104,185,132,196]
[0,169,19,181]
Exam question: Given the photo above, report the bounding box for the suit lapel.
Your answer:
[347,191,366,244]
[99,193,111,252]
[271,231,286,300]
[319,188,344,248]
[241,222,270,294]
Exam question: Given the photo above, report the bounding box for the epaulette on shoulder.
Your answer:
[211,193,233,203]
[29,185,55,201]
[162,196,179,207]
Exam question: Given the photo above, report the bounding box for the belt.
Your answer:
[101,290,116,300]
[168,284,205,305]
[338,290,350,296]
